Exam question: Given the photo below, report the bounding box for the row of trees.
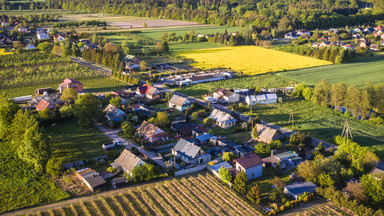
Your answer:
[294,80,384,119]
[52,20,107,28]
[80,44,124,73]
[0,14,59,25]
[111,71,141,85]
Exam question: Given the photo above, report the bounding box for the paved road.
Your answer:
[94,124,166,167]
[70,57,111,74]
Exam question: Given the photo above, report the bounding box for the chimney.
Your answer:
[271,150,274,156]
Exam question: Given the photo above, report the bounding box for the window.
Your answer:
[252,173,254,177]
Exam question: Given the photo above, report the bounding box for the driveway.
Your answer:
[94,124,165,167]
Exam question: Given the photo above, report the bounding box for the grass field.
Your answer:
[277,57,384,88]
[174,74,297,98]
[0,142,69,213]
[170,42,224,51]
[244,97,384,159]
[45,119,112,162]
[25,173,262,216]
[178,46,332,75]
[139,26,240,41]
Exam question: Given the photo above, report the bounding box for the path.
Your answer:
[70,57,111,74]
[94,124,165,167]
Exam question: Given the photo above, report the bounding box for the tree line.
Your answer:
[52,20,107,28]
[0,14,59,24]
[294,80,384,121]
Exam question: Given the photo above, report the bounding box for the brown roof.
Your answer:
[113,149,144,172]
[59,78,82,87]
[35,99,52,111]
[137,121,167,139]
[84,175,106,188]
[256,124,280,142]
[235,154,264,169]
[169,95,189,107]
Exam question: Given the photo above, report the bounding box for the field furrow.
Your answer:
[155,184,191,216]
[116,193,142,215]
[109,195,128,216]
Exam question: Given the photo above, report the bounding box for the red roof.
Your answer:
[136,84,151,95]
[374,26,384,31]
[235,154,264,169]
[59,78,82,87]
[35,99,52,111]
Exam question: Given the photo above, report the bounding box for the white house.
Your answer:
[209,109,237,129]
[233,154,263,180]
[25,44,36,50]
[255,93,278,104]
[168,94,192,111]
[245,95,257,105]
[172,138,211,165]
[37,33,49,40]
[213,88,240,103]
[285,32,298,39]
[111,149,146,175]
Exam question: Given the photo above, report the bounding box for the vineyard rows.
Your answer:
[27,173,262,216]
[295,202,352,216]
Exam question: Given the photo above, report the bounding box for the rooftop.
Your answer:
[235,154,264,169]
[285,182,318,196]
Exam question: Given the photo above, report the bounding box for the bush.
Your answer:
[107,167,117,173]
[46,157,64,177]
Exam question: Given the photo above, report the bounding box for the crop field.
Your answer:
[244,98,384,159]
[277,58,384,88]
[0,53,127,97]
[25,173,262,216]
[174,74,297,97]
[280,201,349,216]
[178,46,332,75]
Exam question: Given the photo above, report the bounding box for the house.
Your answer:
[192,125,208,137]
[135,84,151,98]
[297,30,311,37]
[208,109,237,128]
[104,104,127,122]
[370,43,379,51]
[37,33,49,40]
[255,93,278,104]
[246,95,257,106]
[137,121,169,143]
[172,138,211,165]
[25,44,36,50]
[31,94,64,107]
[360,41,371,48]
[234,145,254,157]
[124,54,141,70]
[263,151,303,171]
[213,88,240,103]
[54,35,65,44]
[111,90,132,98]
[35,99,56,111]
[18,27,28,32]
[284,182,318,200]
[76,168,106,192]
[256,124,282,143]
[111,149,146,174]
[171,122,197,137]
[195,133,214,144]
[285,32,298,39]
[342,44,356,50]
[233,154,264,180]
[168,94,192,111]
[146,87,163,100]
[58,78,83,93]
[374,26,384,31]
[329,28,339,34]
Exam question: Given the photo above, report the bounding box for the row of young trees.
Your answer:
[52,20,107,28]
[80,44,124,72]
[0,14,59,25]
[294,80,384,120]
[111,71,140,85]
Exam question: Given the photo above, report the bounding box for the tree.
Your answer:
[143,22,147,27]
[218,167,232,184]
[60,88,78,104]
[233,171,247,194]
[344,182,368,203]
[122,121,135,138]
[0,97,20,140]
[161,41,169,53]
[73,94,101,125]
[109,97,122,108]
[318,172,335,187]
[247,185,261,204]
[191,112,198,121]
[331,83,346,110]
[317,142,325,152]
[46,157,63,177]
[51,45,62,56]
[252,125,258,139]
[103,43,119,54]
[154,111,170,127]
[297,160,321,183]
[139,60,149,71]
[203,117,215,127]
[361,174,384,205]
[61,39,72,57]
[18,124,51,173]
[222,152,235,162]
[346,84,361,118]
[360,89,371,119]
[37,42,52,52]
[71,43,80,56]
[313,80,330,105]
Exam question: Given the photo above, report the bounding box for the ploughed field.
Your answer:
[178,46,332,75]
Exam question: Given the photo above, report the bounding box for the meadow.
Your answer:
[45,119,112,162]
[174,74,297,97]
[178,46,332,75]
[277,57,384,88]
[23,173,262,216]
[244,98,384,159]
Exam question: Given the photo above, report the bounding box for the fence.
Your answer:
[174,164,207,176]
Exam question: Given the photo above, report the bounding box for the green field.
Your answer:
[174,74,297,98]
[277,58,384,88]
[138,26,240,41]
[0,142,69,213]
[244,98,384,159]
[45,119,112,162]
[170,42,224,51]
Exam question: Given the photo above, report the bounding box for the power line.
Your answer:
[341,118,353,142]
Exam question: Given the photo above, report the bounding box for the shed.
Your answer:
[284,182,318,200]
[195,133,214,144]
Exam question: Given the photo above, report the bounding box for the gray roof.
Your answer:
[104,104,126,119]
[371,161,384,175]
[256,124,281,142]
[169,95,190,107]
[285,182,318,196]
[173,138,201,159]
[84,175,106,188]
[209,109,236,124]
[113,149,144,172]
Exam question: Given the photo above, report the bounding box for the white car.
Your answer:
[205,96,217,104]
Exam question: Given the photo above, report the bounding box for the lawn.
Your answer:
[0,143,69,213]
[44,119,112,162]
[138,26,240,41]
[277,57,384,88]
[244,98,384,159]
[170,42,224,52]
[249,167,294,195]
[178,46,332,75]
[173,74,297,98]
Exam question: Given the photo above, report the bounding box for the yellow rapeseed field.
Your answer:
[0,48,13,55]
[178,46,332,75]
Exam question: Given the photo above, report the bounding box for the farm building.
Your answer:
[284,182,318,200]
[246,95,257,105]
[12,95,33,104]
[58,78,83,93]
[111,177,128,189]
[233,154,264,180]
[76,168,106,192]
[168,94,192,111]
[255,93,277,104]
[263,151,303,172]
[137,121,169,143]
[172,138,211,165]
[35,87,54,95]
[111,149,146,175]
[209,109,237,128]
[104,104,127,122]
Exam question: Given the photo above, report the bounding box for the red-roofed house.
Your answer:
[58,78,83,93]
[35,99,55,111]
[135,84,151,98]
[375,26,384,31]
[233,154,263,180]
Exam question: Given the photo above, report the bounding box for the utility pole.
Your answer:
[289,110,294,127]
[342,118,353,142]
